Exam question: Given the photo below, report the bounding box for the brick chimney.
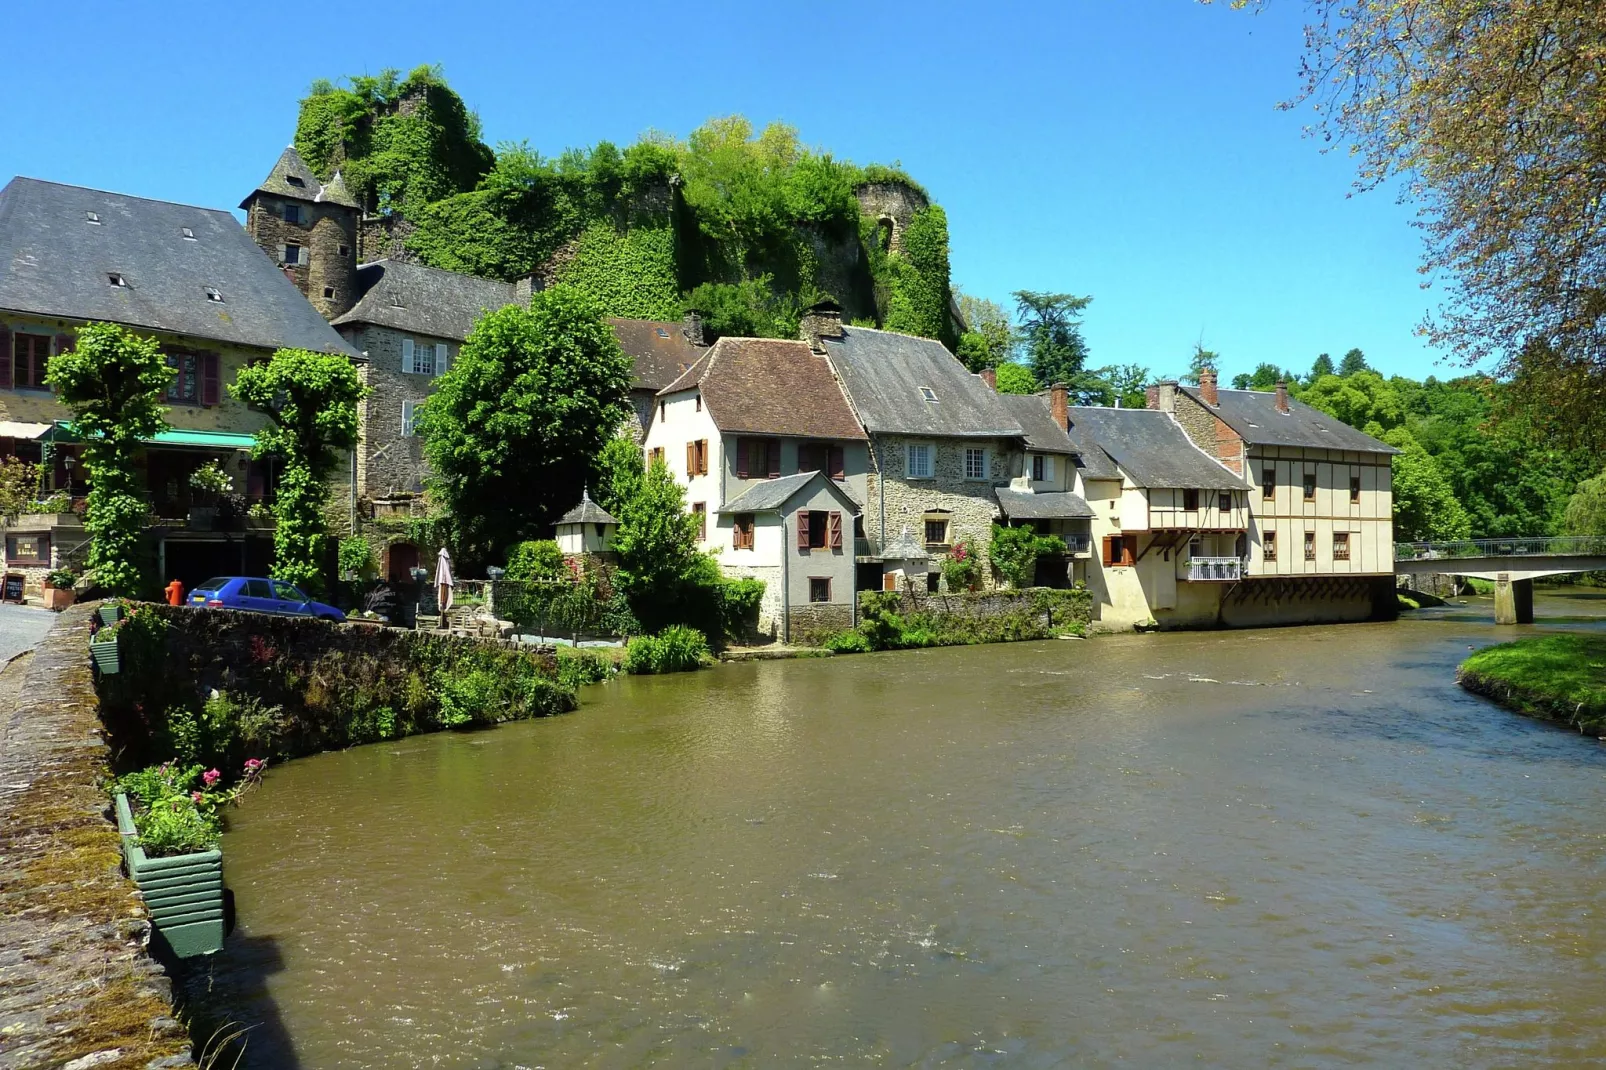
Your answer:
[1049,381,1069,430]
[1275,380,1290,414]
[1199,368,1219,406]
[1152,380,1178,413]
[979,366,997,391]
[682,309,706,347]
[799,301,845,355]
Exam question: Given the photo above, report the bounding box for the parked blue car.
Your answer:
[188,577,346,623]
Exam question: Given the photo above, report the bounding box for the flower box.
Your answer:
[90,633,120,674]
[96,603,124,626]
[114,793,226,958]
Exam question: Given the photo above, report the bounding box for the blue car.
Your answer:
[189,577,346,623]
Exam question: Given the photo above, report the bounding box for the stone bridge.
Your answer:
[1396,537,1606,623]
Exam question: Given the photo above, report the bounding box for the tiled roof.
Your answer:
[661,337,866,441]
[824,326,1023,438]
[240,146,359,209]
[332,259,514,341]
[995,488,1095,520]
[609,318,704,391]
[1068,407,1246,491]
[723,471,860,514]
[997,393,1075,453]
[1179,386,1401,454]
[0,177,356,356]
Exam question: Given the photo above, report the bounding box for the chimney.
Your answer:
[682,309,706,347]
[1199,368,1219,406]
[799,300,845,355]
[1153,379,1178,413]
[1049,381,1069,430]
[1274,380,1290,414]
[979,366,997,391]
[513,273,540,306]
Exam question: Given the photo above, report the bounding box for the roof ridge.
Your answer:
[6,176,231,216]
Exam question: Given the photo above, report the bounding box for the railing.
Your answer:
[1187,556,1244,582]
[1061,533,1092,556]
[1396,536,1606,561]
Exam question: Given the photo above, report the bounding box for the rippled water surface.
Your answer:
[205,593,1606,1067]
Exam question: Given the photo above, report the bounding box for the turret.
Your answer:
[240,145,360,320]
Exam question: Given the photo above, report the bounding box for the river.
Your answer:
[198,590,1606,1068]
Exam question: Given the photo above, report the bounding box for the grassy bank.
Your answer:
[1457,634,1606,735]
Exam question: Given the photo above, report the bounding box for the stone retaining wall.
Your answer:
[0,604,194,1069]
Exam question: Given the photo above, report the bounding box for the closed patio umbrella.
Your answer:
[434,547,454,619]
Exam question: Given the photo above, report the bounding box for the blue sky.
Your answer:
[3,0,1456,383]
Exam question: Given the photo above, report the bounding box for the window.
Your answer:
[809,577,832,603]
[6,533,49,564]
[686,439,708,476]
[1032,454,1052,482]
[244,579,274,598]
[648,447,664,467]
[658,400,665,421]
[694,393,701,412]
[692,502,706,541]
[323,286,335,299]
[1263,531,1277,561]
[284,175,306,188]
[402,399,423,437]
[1182,489,1200,511]
[12,333,52,389]
[204,287,223,303]
[732,513,755,550]
[1262,467,1276,499]
[1303,473,1317,500]
[86,211,100,225]
[166,352,200,403]
[272,580,307,602]
[107,273,126,287]
[1188,536,1201,558]
[964,448,987,480]
[1333,532,1351,560]
[805,510,828,550]
[926,571,940,593]
[1071,453,1086,469]
[1304,531,1316,560]
[283,243,302,266]
[1218,492,1232,513]
[1103,534,1137,567]
[181,227,195,240]
[920,387,938,403]
[906,443,933,479]
[1350,476,1361,504]
[338,244,350,257]
[283,204,302,225]
[923,512,950,546]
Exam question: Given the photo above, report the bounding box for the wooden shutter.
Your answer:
[1102,535,1115,566]
[402,338,415,374]
[797,512,812,550]
[1121,537,1136,567]
[882,571,897,592]
[829,511,843,549]
[435,342,449,376]
[736,438,749,479]
[201,353,220,406]
[829,446,844,480]
[0,326,11,390]
[767,438,781,479]
[697,440,708,475]
[686,441,695,475]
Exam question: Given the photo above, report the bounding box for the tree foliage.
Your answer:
[233,348,366,594]
[994,361,1039,395]
[1232,362,1297,391]
[989,523,1066,588]
[609,457,720,635]
[46,323,171,595]
[1183,343,1220,386]
[1096,363,1152,409]
[417,287,632,560]
[1565,470,1606,538]
[1310,353,1335,380]
[1384,427,1471,542]
[953,290,1014,372]
[1014,291,1101,400]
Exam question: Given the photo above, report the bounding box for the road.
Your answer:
[0,603,57,663]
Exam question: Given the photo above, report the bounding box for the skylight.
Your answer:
[920,387,938,403]
[86,211,101,225]
[181,227,196,240]
[285,175,306,187]
[107,273,126,287]
[205,287,223,303]
[655,327,670,338]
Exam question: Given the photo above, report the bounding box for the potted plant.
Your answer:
[42,567,77,611]
[187,460,234,531]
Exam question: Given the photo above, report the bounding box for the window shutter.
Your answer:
[829,445,845,480]
[767,438,781,479]
[402,400,415,437]
[435,342,448,376]
[829,511,843,549]
[0,326,11,390]
[736,438,749,479]
[201,353,220,406]
[883,571,897,592]
[402,338,415,374]
[1122,537,1136,567]
[797,512,811,550]
[1102,535,1115,566]
[1044,455,1054,480]
[686,441,695,475]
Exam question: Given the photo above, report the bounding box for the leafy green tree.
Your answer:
[1310,353,1335,381]
[953,290,1014,372]
[1096,364,1151,408]
[1385,428,1472,541]
[1232,363,1294,391]
[995,361,1039,395]
[1183,343,1220,386]
[418,287,632,560]
[505,540,566,580]
[882,206,957,347]
[1014,291,1102,401]
[989,523,1066,588]
[594,435,645,516]
[46,323,171,595]
[611,457,721,634]
[1564,470,1606,537]
[233,348,366,594]
[1300,370,1409,433]
[1338,348,1370,376]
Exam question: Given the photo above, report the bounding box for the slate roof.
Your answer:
[997,393,1075,454]
[609,318,703,391]
[661,337,867,441]
[557,491,616,526]
[1179,386,1401,454]
[0,177,357,356]
[722,471,860,514]
[240,146,360,209]
[878,528,930,561]
[824,326,1023,438]
[332,259,515,341]
[1068,407,1246,491]
[995,488,1096,520]
[1061,410,1122,480]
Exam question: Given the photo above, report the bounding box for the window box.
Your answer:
[188,505,217,531]
[96,602,125,626]
[90,630,121,674]
[113,793,226,959]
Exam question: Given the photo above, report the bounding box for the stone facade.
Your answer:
[357,213,418,265]
[865,434,1013,589]
[1168,386,1246,476]
[336,323,454,500]
[722,562,784,640]
[242,195,360,321]
[786,601,854,645]
[853,181,930,256]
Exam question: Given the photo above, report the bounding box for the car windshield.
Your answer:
[193,577,230,593]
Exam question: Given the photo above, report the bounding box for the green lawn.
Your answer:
[1457,634,1606,733]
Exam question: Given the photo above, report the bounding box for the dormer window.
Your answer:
[655,327,669,338]
[107,273,127,287]
[285,175,306,188]
[920,387,938,403]
[85,211,101,225]
[181,227,196,240]
[204,287,223,303]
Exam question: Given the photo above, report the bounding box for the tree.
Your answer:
[1014,291,1093,389]
[1385,428,1471,542]
[994,361,1039,395]
[593,434,644,516]
[1310,353,1335,381]
[46,323,171,595]
[1233,363,1293,391]
[1183,342,1219,386]
[1338,348,1370,376]
[1097,364,1151,409]
[418,286,632,560]
[953,290,1014,372]
[610,456,721,634]
[233,348,365,593]
[1564,470,1606,537]
[1300,370,1408,434]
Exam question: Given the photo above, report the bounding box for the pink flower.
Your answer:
[202,768,221,787]
[191,791,204,803]
[244,758,264,773]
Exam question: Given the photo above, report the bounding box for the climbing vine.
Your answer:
[553,222,680,320]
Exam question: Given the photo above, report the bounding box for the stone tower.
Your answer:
[240,146,360,320]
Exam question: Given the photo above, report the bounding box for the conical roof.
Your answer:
[557,488,617,527]
[240,145,357,209]
[317,169,360,208]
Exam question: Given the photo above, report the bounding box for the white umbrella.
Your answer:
[434,547,454,617]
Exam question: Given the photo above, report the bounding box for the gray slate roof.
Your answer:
[557,493,616,526]
[824,326,1023,438]
[879,528,930,561]
[0,177,356,356]
[995,488,1095,520]
[1068,407,1246,491]
[1062,410,1121,480]
[1180,386,1401,454]
[332,259,515,341]
[723,471,860,515]
[997,393,1075,453]
[241,146,360,209]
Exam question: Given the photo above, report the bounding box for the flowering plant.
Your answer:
[112,757,267,857]
[941,540,979,592]
[188,460,234,500]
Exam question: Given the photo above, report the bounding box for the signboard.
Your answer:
[2,573,25,604]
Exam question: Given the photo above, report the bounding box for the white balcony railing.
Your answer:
[1062,533,1092,556]
[1187,556,1244,582]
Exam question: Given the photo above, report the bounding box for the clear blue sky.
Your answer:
[2,0,1456,383]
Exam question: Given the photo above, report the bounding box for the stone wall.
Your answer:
[357,213,418,265]
[0,604,195,1069]
[338,323,449,500]
[787,602,854,645]
[853,181,930,256]
[867,434,1009,589]
[1168,390,1246,476]
[243,197,359,320]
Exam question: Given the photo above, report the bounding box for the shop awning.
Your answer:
[47,422,255,450]
[0,421,53,440]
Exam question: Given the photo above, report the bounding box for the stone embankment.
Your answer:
[0,604,193,1070]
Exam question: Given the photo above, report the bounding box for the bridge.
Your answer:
[1396,536,1606,624]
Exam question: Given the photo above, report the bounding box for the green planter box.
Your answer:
[90,635,120,674]
[96,603,124,626]
[114,793,226,958]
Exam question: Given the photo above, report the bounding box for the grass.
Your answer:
[1457,633,1606,734]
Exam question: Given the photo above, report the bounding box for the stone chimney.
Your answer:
[513,273,539,306]
[1199,368,1219,406]
[1275,380,1291,414]
[682,309,706,347]
[1153,380,1178,413]
[799,300,845,355]
[979,366,997,391]
[1049,381,1069,430]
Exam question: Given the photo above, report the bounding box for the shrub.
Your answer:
[46,567,78,589]
[989,524,1066,589]
[821,629,871,654]
[623,625,710,674]
[716,577,765,638]
[505,539,567,582]
[556,648,617,689]
[338,535,378,580]
[111,758,267,857]
[941,541,979,592]
[436,668,501,727]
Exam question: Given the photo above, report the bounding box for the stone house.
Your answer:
[814,310,1027,592]
[987,385,1099,587]
[0,175,357,596]
[642,335,866,640]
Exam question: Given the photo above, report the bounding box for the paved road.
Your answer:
[0,603,57,663]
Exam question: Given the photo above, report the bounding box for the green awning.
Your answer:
[47,421,254,450]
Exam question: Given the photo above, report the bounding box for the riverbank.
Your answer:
[1457,634,1606,735]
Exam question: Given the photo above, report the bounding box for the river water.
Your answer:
[203,591,1606,1068]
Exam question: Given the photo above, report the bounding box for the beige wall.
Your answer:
[1246,446,1394,576]
[1147,486,1250,532]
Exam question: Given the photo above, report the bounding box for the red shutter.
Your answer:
[797,512,811,550]
[736,438,749,479]
[201,353,220,406]
[1102,535,1115,566]
[0,326,11,390]
[829,446,845,480]
[767,438,781,479]
[829,511,843,549]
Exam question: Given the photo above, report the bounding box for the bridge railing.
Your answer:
[1396,536,1606,561]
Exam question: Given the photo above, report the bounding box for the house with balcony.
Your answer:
[991,384,1097,587]
[0,175,358,596]
[642,334,865,641]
